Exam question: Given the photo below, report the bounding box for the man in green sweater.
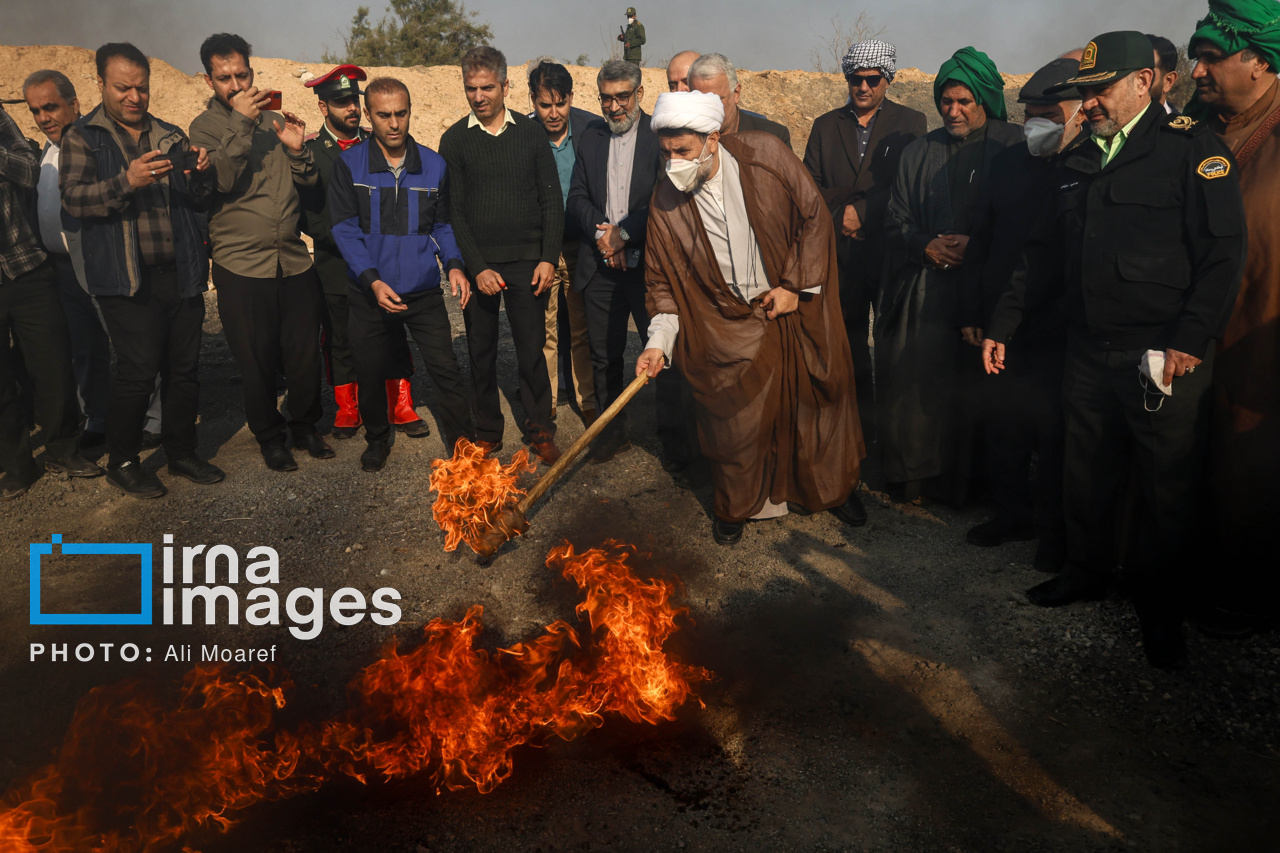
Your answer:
[440,46,565,464]
[619,8,646,64]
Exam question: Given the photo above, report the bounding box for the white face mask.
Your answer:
[665,140,711,192]
[1023,106,1080,158]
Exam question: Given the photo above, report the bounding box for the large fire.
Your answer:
[429,438,538,553]
[0,542,709,852]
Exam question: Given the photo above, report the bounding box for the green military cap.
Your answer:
[626,7,637,15]
[1050,31,1154,92]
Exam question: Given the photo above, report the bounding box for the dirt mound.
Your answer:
[4,44,1030,156]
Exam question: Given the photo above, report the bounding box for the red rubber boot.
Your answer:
[332,383,361,439]
[388,378,430,437]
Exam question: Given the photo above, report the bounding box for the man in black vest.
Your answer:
[804,39,926,449]
[984,32,1247,668]
[59,42,221,498]
[299,64,428,441]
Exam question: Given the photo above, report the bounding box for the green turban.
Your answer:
[1190,0,1280,71]
[934,46,1008,121]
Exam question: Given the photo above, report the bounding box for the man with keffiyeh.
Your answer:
[877,47,1022,507]
[1188,0,1280,633]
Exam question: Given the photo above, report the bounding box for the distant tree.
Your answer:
[323,0,494,67]
[573,53,591,67]
[809,11,885,74]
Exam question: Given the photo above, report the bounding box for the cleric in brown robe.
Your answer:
[636,91,866,545]
[1190,5,1280,625]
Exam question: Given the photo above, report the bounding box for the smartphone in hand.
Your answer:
[262,90,283,111]
[157,149,200,170]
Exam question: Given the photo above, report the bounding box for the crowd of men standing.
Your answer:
[1,0,1276,668]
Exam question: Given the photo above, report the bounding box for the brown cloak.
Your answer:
[644,132,864,522]
[1209,78,1280,569]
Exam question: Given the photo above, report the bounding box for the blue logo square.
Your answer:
[30,534,153,625]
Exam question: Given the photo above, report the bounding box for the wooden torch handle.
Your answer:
[517,372,650,512]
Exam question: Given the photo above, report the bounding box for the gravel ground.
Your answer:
[1,292,1276,852]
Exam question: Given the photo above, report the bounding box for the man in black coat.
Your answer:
[528,60,598,425]
[566,60,682,464]
[958,56,1087,571]
[804,39,926,446]
[983,32,1246,668]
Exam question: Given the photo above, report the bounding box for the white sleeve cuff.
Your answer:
[645,313,680,361]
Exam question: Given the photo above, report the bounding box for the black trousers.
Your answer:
[581,267,683,439]
[97,264,205,466]
[838,255,877,443]
[51,254,111,434]
[462,259,553,443]
[0,260,78,484]
[213,263,322,446]
[349,285,473,447]
[320,286,413,387]
[1061,331,1213,605]
[985,341,1066,543]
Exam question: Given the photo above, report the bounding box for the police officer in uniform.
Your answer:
[300,65,429,439]
[982,31,1247,668]
[618,7,645,64]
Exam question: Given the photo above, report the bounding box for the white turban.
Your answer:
[650,91,724,134]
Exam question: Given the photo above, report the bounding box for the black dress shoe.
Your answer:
[830,491,867,527]
[140,429,162,449]
[46,454,104,478]
[261,441,298,472]
[168,456,225,485]
[712,517,744,545]
[966,516,1035,547]
[659,429,691,473]
[106,460,167,499]
[1026,571,1108,607]
[296,431,335,459]
[588,429,632,464]
[1,473,32,500]
[331,424,360,440]
[395,418,431,438]
[361,441,390,472]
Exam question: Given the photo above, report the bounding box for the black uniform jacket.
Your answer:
[299,125,367,294]
[959,140,1066,348]
[803,98,927,277]
[739,110,792,148]
[988,106,1247,358]
[565,112,661,290]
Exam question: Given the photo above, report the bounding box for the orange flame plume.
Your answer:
[429,438,537,553]
[0,541,710,852]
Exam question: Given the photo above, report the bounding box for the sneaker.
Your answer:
[45,454,104,478]
[106,461,167,499]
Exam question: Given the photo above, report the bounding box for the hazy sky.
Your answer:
[13,0,1209,76]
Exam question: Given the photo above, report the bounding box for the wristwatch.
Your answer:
[619,226,631,244]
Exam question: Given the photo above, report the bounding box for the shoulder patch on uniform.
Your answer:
[1168,115,1196,130]
[1197,156,1231,179]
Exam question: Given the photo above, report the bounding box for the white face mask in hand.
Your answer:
[666,140,711,193]
[1024,106,1080,158]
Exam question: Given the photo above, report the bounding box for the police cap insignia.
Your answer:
[1197,156,1231,179]
[1080,41,1098,70]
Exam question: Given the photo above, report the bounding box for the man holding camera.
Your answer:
[190,32,332,473]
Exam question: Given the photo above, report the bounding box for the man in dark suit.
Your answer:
[689,53,792,147]
[803,40,927,447]
[566,60,679,464]
[528,60,598,426]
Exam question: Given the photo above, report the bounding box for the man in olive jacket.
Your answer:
[190,32,333,473]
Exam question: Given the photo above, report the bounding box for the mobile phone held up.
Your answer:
[157,148,200,170]
[262,90,283,111]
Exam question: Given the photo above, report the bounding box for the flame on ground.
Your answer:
[429,438,537,553]
[0,541,709,852]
